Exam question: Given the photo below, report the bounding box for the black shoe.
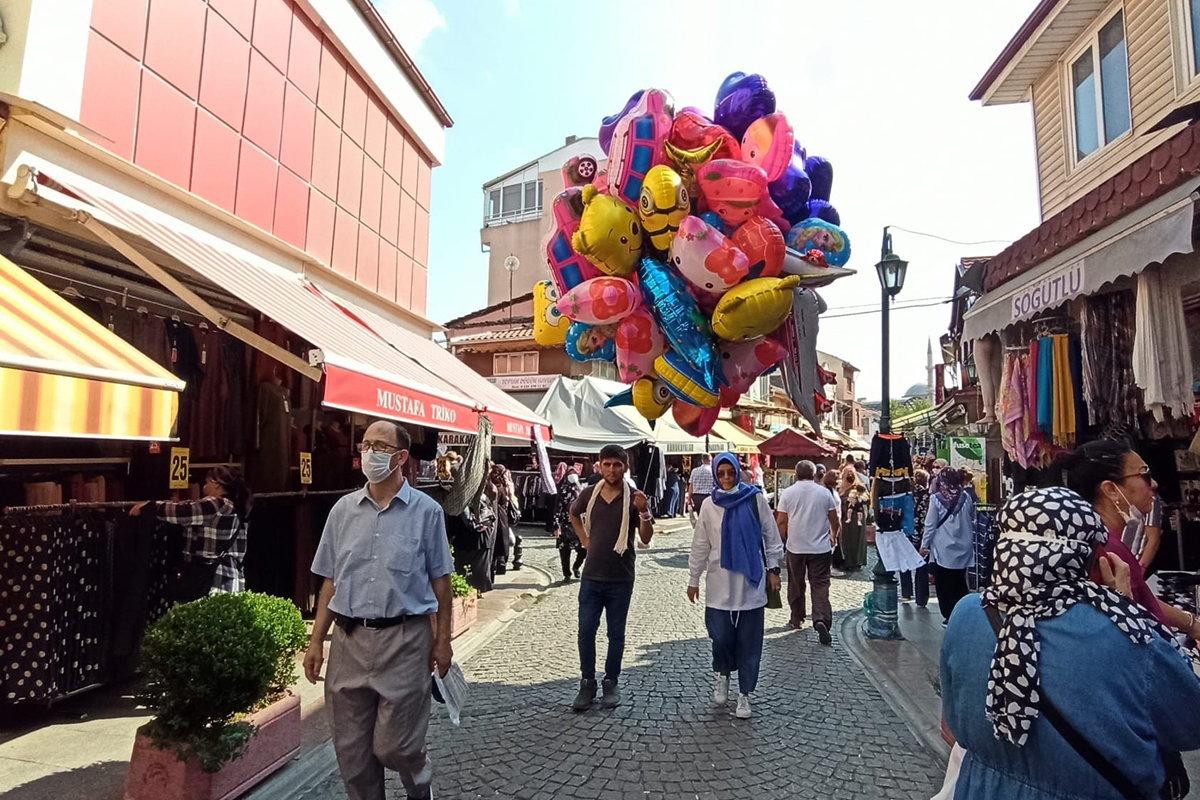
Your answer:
[572,679,597,712]
[495,566,507,575]
[562,574,573,583]
[511,563,522,571]
[814,620,832,645]
[573,567,582,578]
[599,678,621,708]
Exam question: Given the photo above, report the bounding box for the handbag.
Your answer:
[750,498,783,609]
[983,606,1189,800]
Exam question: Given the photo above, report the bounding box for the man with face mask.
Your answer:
[304,420,454,800]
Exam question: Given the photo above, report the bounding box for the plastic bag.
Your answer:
[431,662,469,726]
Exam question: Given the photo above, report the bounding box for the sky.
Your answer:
[374,0,1043,402]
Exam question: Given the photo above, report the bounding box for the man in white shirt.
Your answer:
[687,454,715,517]
[775,460,841,644]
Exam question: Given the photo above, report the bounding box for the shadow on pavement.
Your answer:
[1,760,127,800]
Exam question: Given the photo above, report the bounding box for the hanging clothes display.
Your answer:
[1050,334,1076,447]
[1133,266,1194,424]
[253,379,292,492]
[1080,290,1142,431]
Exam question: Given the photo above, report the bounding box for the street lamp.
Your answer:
[867,226,907,641]
[504,255,520,323]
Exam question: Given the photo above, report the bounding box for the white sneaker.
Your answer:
[735,694,752,719]
[713,674,729,705]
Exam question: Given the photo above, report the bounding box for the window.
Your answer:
[1069,10,1131,162]
[523,181,539,211]
[493,351,539,376]
[484,180,545,224]
[1181,0,1200,78]
[591,361,617,381]
[487,189,500,219]
[501,185,522,216]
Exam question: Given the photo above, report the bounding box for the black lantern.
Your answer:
[875,251,908,299]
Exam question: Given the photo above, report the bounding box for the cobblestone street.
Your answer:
[300,529,944,800]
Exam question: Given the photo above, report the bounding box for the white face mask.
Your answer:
[1113,485,1141,526]
[362,450,398,484]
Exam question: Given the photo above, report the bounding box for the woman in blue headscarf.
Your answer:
[687,452,784,719]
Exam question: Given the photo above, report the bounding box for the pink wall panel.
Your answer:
[144,0,205,99]
[235,140,278,231]
[91,0,149,59]
[243,51,286,158]
[279,84,316,181]
[209,0,254,37]
[134,71,196,189]
[252,0,293,72]
[305,190,336,265]
[191,110,241,211]
[82,1,434,314]
[80,32,141,160]
[273,167,309,249]
[356,225,379,291]
[199,8,251,130]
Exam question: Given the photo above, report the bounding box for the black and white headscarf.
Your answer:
[979,487,1178,746]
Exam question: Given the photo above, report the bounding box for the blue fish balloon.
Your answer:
[636,257,721,392]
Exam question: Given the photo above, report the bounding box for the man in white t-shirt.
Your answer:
[687,455,715,518]
[774,460,841,644]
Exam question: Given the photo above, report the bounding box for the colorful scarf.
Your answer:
[709,453,764,587]
[937,467,963,508]
[980,487,1180,746]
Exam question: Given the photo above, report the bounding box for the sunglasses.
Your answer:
[1120,468,1153,487]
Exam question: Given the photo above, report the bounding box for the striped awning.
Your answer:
[0,255,182,439]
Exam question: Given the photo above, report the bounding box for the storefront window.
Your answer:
[1070,11,1130,162]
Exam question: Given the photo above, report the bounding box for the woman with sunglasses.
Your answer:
[1061,439,1200,639]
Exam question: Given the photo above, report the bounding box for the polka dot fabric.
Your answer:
[978,487,1180,746]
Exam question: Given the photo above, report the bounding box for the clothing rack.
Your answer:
[4,500,138,515]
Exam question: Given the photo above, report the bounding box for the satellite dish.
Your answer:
[503,255,520,273]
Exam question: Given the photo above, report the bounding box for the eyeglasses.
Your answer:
[358,441,402,454]
[1120,468,1153,486]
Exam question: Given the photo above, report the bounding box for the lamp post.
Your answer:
[504,255,520,324]
[867,227,908,640]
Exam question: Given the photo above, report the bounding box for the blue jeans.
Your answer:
[578,579,634,682]
[704,605,765,695]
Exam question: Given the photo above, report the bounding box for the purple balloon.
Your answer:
[805,156,833,202]
[805,199,841,226]
[712,72,776,140]
[598,90,644,156]
[768,142,812,222]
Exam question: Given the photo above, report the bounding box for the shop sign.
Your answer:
[169,447,190,489]
[662,442,701,454]
[299,452,312,485]
[489,374,556,391]
[1010,261,1084,321]
[439,432,475,447]
[949,436,987,500]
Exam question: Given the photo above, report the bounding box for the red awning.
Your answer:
[758,428,836,458]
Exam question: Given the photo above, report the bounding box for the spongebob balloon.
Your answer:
[571,184,643,276]
[532,280,568,346]
[637,165,689,255]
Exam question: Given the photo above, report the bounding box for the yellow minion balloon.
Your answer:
[637,166,689,255]
[532,280,568,346]
[711,275,801,341]
[571,184,642,276]
[632,377,674,420]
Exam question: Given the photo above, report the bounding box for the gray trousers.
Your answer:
[326,617,433,800]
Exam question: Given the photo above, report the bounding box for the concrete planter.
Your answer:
[124,690,301,800]
[450,595,478,639]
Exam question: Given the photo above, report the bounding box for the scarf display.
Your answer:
[584,479,631,555]
[1133,266,1194,424]
[709,452,764,587]
[1081,290,1142,430]
[979,487,1179,747]
[443,416,493,517]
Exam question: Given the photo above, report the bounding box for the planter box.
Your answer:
[125,690,301,800]
[450,595,478,639]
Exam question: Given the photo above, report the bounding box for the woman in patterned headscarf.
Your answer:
[940,487,1200,799]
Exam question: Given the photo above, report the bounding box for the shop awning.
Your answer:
[758,428,835,458]
[535,376,648,452]
[0,254,182,439]
[710,420,763,454]
[961,181,1198,341]
[22,163,549,440]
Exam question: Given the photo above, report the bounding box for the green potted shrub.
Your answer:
[124,592,308,800]
[450,571,479,639]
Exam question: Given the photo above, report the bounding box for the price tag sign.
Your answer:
[300,452,313,485]
[169,447,190,489]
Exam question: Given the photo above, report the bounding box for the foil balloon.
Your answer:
[606,88,674,208]
[667,109,741,161]
[637,165,689,255]
[698,159,769,228]
[778,287,827,433]
[562,154,599,188]
[711,275,801,340]
[555,276,642,325]
[615,308,666,383]
[565,321,616,363]
[668,216,749,295]
[598,90,643,155]
[656,352,720,408]
[731,216,786,280]
[786,218,851,267]
[532,280,568,346]
[633,376,674,420]
[719,337,788,395]
[637,257,721,392]
[572,185,643,276]
[768,141,812,225]
[698,211,725,233]
[713,72,776,140]
[741,113,794,182]
[543,187,602,293]
[805,199,841,226]
[672,401,720,436]
[805,156,833,201]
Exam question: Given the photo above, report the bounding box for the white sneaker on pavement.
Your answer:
[735,694,752,719]
[713,673,729,705]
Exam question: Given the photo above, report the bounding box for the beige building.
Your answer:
[816,350,871,435]
[480,136,604,304]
